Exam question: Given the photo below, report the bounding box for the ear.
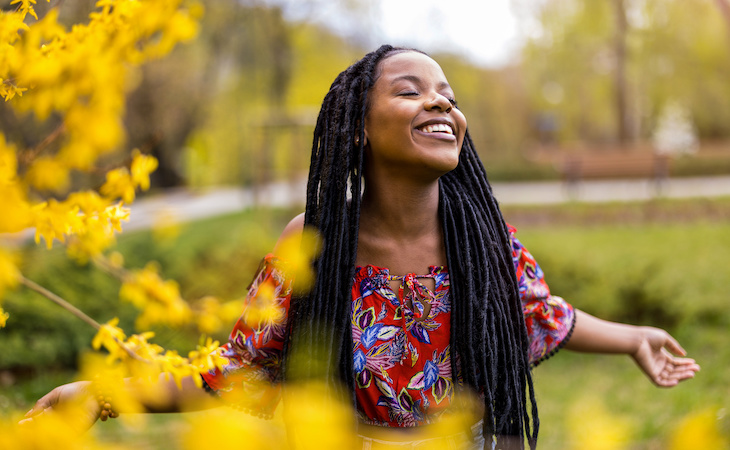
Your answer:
[359,119,369,147]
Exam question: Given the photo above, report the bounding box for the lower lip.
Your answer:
[414,129,457,141]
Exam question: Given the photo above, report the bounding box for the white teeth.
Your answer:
[420,123,453,135]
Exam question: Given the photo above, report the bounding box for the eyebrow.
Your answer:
[390,75,452,91]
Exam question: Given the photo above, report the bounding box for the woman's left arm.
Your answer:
[507,224,700,386]
[565,309,700,387]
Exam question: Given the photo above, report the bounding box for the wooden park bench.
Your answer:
[557,152,671,183]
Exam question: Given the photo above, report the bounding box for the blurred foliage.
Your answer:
[506,207,730,330]
[0,208,296,374]
[519,0,730,145]
[124,0,730,181]
[4,0,728,189]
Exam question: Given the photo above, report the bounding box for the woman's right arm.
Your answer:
[20,373,217,431]
[21,214,306,430]
[21,374,220,422]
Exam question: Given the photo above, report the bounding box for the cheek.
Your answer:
[365,109,407,145]
[456,112,467,149]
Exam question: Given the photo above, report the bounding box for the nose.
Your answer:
[425,93,452,113]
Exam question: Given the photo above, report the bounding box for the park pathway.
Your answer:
[125,175,730,231]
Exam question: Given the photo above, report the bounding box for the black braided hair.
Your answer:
[283,45,538,448]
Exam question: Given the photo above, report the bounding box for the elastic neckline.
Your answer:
[354,264,446,281]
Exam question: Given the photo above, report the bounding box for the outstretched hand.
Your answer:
[631,327,700,387]
[18,381,101,433]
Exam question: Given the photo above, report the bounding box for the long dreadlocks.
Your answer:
[283,45,538,448]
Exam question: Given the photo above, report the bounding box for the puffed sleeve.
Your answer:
[507,224,576,366]
[200,254,291,417]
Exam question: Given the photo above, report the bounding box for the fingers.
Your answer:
[655,354,701,387]
[24,391,56,418]
[18,406,46,425]
[662,333,687,357]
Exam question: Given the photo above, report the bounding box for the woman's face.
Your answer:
[364,51,467,179]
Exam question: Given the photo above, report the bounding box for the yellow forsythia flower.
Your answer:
[194,296,224,334]
[100,167,136,204]
[193,296,242,334]
[158,350,191,389]
[566,397,633,450]
[285,381,358,450]
[0,182,33,233]
[0,403,95,448]
[0,135,32,233]
[0,79,28,101]
[124,331,165,361]
[187,337,228,386]
[0,12,29,55]
[130,149,158,191]
[243,280,285,329]
[669,407,729,450]
[275,226,321,292]
[0,248,20,299]
[31,199,83,249]
[9,0,46,21]
[120,262,192,329]
[66,217,117,264]
[102,202,130,233]
[65,191,109,214]
[91,317,128,363]
[24,156,70,192]
[182,408,282,450]
[77,351,145,415]
[0,308,9,328]
[0,133,18,182]
[64,199,128,262]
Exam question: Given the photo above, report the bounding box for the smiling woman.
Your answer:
[364,51,467,180]
[25,45,698,450]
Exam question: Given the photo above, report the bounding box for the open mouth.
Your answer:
[417,123,454,135]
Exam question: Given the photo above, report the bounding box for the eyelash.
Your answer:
[400,92,458,106]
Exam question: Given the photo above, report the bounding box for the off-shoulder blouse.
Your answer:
[201,225,575,427]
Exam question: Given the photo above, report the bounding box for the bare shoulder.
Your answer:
[274,212,305,253]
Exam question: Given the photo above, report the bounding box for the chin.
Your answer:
[426,157,460,178]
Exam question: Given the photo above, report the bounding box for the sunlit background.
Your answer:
[1,0,729,448]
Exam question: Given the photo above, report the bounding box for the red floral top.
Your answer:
[201,225,575,426]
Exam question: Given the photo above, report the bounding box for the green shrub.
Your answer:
[513,220,730,330]
[0,207,297,373]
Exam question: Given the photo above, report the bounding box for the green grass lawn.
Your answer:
[503,199,730,449]
[2,198,729,448]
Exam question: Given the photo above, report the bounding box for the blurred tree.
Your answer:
[434,53,531,164]
[124,2,298,188]
[185,9,365,189]
[0,0,307,190]
[612,0,632,144]
[518,0,730,147]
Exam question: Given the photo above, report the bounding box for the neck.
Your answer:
[355,170,448,273]
[359,175,441,240]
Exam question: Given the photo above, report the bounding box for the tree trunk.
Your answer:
[613,0,631,145]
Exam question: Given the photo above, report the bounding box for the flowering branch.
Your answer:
[18,275,145,362]
[19,275,101,331]
[19,122,66,165]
